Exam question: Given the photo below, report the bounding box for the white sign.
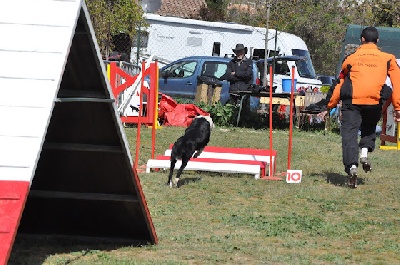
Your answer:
[386,104,395,136]
[286,169,302,183]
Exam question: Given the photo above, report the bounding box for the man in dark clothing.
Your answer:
[327,27,400,188]
[223,44,253,93]
[221,44,254,109]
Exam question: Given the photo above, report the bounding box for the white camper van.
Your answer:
[133,13,321,93]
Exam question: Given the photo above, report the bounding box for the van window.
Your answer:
[275,61,290,75]
[252,49,279,59]
[201,61,227,79]
[292,49,317,79]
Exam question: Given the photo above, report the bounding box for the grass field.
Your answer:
[9,125,400,265]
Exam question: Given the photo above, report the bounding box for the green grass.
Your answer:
[9,126,400,264]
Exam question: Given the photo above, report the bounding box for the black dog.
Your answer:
[167,115,214,187]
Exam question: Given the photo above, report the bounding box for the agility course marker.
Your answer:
[287,66,296,170]
[147,156,262,179]
[108,59,160,164]
[147,146,276,178]
[263,65,301,181]
[164,146,276,176]
[286,170,303,183]
[262,65,284,181]
[108,59,160,128]
[284,66,302,178]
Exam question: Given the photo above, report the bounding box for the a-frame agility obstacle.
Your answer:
[0,1,157,264]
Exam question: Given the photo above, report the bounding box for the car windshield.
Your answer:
[292,49,317,79]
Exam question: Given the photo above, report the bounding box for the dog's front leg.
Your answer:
[168,158,177,187]
[193,147,204,158]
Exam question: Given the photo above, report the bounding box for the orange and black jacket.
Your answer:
[328,43,400,110]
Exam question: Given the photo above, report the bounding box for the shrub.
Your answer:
[196,102,236,127]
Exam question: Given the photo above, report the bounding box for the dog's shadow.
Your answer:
[324,171,365,187]
[177,177,202,187]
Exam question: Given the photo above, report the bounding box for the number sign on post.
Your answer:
[286,170,302,184]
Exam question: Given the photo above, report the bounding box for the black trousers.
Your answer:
[340,103,381,171]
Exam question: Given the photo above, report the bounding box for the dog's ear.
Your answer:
[209,119,215,130]
[205,116,215,130]
[199,115,214,129]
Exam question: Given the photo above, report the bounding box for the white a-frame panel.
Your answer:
[0,0,81,183]
[0,1,157,260]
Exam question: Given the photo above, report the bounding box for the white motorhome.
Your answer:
[132,13,321,93]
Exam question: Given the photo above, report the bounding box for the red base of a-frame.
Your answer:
[0,181,30,265]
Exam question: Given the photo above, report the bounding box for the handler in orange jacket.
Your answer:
[327,26,400,188]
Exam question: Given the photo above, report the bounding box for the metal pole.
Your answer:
[263,1,271,87]
[136,21,141,67]
[287,66,296,170]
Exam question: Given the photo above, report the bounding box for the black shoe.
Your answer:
[360,157,371,173]
[347,166,358,189]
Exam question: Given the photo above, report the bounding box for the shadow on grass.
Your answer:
[9,234,143,265]
[178,176,202,187]
[324,171,365,188]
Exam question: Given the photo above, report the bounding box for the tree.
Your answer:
[200,0,227,21]
[369,1,400,27]
[201,0,400,75]
[86,0,145,58]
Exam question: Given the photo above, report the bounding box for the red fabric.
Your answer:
[158,94,177,119]
[158,94,209,127]
[339,70,345,80]
[277,105,287,119]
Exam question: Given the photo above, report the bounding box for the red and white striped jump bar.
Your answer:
[146,146,277,179]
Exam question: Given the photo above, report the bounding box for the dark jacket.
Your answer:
[222,56,253,92]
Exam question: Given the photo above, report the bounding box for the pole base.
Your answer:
[260,171,286,181]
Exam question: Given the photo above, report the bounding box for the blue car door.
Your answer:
[159,60,198,100]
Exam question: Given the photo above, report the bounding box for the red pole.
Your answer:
[268,65,274,177]
[151,61,159,159]
[135,60,145,169]
[260,65,282,181]
[110,62,117,98]
[287,66,296,170]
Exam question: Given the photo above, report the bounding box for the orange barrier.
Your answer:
[109,61,159,127]
[109,60,159,165]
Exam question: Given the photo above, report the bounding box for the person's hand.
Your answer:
[317,110,328,121]
[394,110,400,121]
[231,72,235,76]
